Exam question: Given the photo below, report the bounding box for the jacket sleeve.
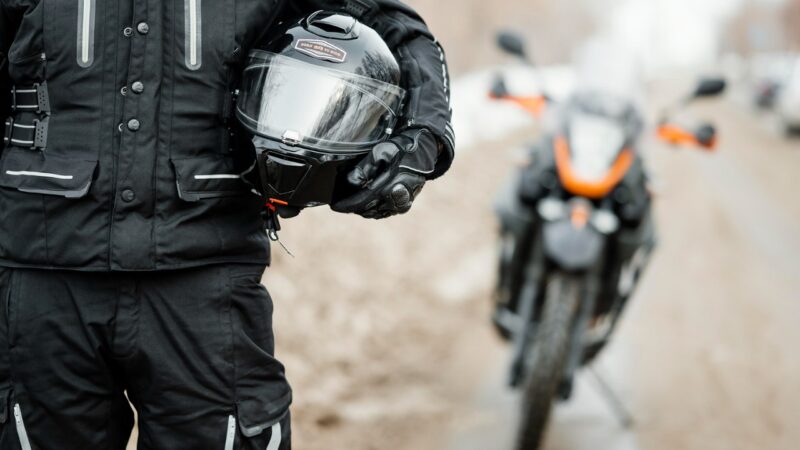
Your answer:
[1,3,23,147]
[286,0,455,179]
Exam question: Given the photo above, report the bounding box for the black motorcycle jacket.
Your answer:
[0,0,453,271]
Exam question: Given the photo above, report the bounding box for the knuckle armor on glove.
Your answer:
[331,128,437,218]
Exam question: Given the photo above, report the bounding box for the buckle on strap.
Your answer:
[3,117,13,144]
[3,116,49,150]
[10,82,51,114]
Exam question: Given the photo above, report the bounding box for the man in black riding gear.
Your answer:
[0,1,453,449]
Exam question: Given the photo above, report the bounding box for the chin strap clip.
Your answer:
[263,198,294,257]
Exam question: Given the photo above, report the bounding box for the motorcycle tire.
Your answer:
[515,272,581,450]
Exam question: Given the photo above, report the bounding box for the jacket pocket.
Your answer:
[7,2,46,82]
[0,148,97,198]
[228,266,291,441]
[224,411,288,450]
[171,155,251,201]
[235,410,288,449]
[236,406,289,440]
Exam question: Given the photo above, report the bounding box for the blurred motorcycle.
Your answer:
[489,32,726,450]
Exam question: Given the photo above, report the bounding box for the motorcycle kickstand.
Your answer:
[587,366,635,429]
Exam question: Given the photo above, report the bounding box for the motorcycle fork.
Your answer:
[507,243,546,388]
[558,268,601,400]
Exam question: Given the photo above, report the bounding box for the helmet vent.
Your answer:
[315,21,348,34]
[305,11,358,39]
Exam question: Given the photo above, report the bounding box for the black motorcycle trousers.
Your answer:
[0,265,292,450]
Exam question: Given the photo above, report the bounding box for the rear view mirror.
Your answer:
[657,121,718,151]
[497,30,527,60]
[693,123,718,149]
[692,77,727,99]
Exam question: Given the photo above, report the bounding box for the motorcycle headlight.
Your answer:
[537,197,567,221]
[591,209,620,235]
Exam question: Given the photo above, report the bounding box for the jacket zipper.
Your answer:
[185,0,202,70]
[77,0,96,67]
[13,404,32,450]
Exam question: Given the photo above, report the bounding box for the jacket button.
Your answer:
[120,86,129,96]
[123,27,133,37]
[131,81,144,94]
[137,22,150,35]
[127,119,141,131]
[121,189,136,202]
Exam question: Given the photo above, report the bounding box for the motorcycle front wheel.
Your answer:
[515,272,581,450]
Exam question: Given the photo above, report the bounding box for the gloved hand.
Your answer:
[331,128,439,219]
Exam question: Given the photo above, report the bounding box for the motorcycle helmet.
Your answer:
[236,10,406,208]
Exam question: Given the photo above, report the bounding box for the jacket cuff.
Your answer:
[397,126,453,181]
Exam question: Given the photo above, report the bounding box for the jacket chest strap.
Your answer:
[3,116,49,150]
[5,82,51,150]
[9,83,51,115]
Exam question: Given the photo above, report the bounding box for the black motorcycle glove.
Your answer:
[331,128,439,219]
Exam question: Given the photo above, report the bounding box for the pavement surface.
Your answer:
[124,69,800,449]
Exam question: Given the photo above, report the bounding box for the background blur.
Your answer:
[266,0,799,449]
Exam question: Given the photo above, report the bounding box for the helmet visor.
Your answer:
[237,51,406,153]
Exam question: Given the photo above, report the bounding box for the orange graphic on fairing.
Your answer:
[553,136,634,199]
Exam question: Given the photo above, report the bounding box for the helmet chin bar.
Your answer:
[249,134,362,208]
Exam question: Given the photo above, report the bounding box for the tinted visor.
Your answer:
[237,51,406,153]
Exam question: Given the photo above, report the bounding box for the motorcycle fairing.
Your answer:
[553,135,634,199]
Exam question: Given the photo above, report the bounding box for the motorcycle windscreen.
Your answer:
[237,51,406,153]
[567,113,627,180]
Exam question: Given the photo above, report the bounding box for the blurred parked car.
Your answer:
[778,58,800,135]
[754,79,782,109]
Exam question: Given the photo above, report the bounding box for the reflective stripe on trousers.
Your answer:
[223,415,282,450]
[13,404,32,450]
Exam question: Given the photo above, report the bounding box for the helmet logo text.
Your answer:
[295,39,347,63]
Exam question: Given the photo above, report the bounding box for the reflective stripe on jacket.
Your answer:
[0,0,453,270]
